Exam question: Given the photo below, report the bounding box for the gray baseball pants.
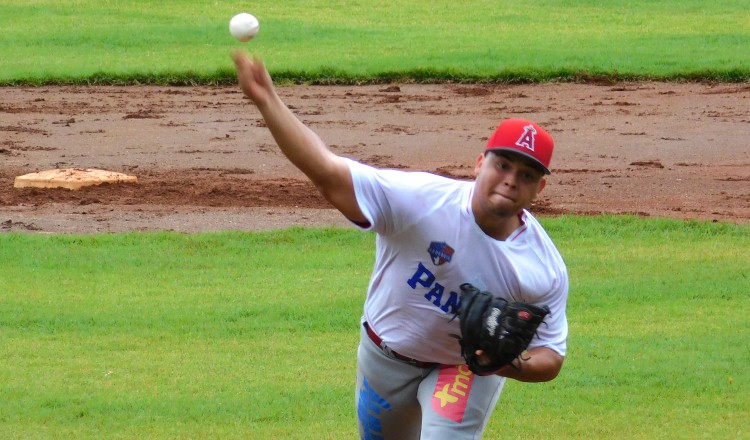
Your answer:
[356,322,505,440]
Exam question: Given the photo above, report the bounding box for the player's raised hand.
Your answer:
[231,50,275,108]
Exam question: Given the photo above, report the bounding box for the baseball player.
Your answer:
[232,51,569,440]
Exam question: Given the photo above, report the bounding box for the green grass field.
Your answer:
[1,0,749,84]
[2,1,749,438]
[1,219,748,439]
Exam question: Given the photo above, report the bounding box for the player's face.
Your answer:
[472,151,546,218]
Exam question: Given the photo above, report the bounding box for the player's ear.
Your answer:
[536,177,547,194]
[474,153,485,176]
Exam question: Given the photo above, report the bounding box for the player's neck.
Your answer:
[474,211,523,241]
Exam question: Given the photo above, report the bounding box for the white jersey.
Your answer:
[348,159,569,365]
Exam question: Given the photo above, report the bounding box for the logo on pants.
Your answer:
[358,377,391,440]
[431,365,474,422]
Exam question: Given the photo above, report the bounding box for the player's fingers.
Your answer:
[231,51,260,98]
[231,49,251,74]
[232,51,267,85]
[475,350,490,365]
[230,48,248,62]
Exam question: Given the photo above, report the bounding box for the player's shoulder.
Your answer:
[520,209,550,234]
[348,158,469,192]
[516,211,567,265]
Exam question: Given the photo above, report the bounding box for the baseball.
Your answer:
[229,13,259,42]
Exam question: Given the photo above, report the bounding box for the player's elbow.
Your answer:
[539,358,564,382]
[521,349,565,383]
[537,352,565,382]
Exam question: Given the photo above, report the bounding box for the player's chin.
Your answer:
[487,194,519,213]
[486,205,520,219]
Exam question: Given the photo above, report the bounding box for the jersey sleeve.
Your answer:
[522,213,570,357]
[528,275,568,357]
[345,159,392,234]
[346,158,465,237]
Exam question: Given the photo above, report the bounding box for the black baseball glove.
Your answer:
[456,283,550,375]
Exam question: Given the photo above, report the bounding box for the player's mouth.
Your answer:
[491,191,515,203]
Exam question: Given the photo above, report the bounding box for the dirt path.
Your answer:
[1,82,749,233]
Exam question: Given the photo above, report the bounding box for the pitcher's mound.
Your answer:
[14,168,138,190]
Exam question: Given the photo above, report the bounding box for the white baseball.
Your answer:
[229,13,259,42]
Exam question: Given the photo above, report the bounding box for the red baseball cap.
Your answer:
[485,118,554,174]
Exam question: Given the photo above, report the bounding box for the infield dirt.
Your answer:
[1,82,748,233]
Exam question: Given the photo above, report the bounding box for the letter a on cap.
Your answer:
[515,125,537,152]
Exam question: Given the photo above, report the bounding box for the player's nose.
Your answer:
[501,170,518,188]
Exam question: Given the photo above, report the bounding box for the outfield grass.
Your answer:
[1,217,748,439]
[2,1,748,438]
[2,0,749,84]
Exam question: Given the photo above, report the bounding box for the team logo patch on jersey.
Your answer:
[431,365,475,423]
[515,124,538,152]
[428,242,454,266]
